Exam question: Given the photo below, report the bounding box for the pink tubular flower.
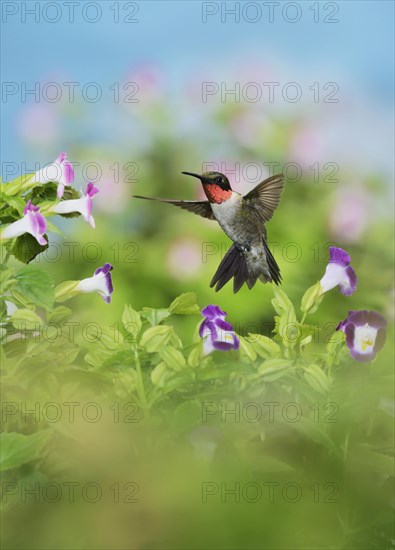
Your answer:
[52,182,99,227]
[33,152,74,198]
[1,201,47,245]
[319,246,357,296]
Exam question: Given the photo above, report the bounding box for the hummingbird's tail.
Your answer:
[210,242,281,293]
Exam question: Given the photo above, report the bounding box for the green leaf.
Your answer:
[252,455,294,474]
[188,345,202,367]
[300,335,313,346]
[159,346,186,370]
[93,326,121,352]
[47,306,72,324]
[122,304,142,338]
[15,266,54,311]
[238,336,257,362]
[0,299,7,322]
[45,219,65,237]
[272,287,298,348]
[10,289,32,308]
[0,267,16,293]
[150,362,168,387]
[351,447,394,477]
[301,282,324,314]
[56,211,81,220]
[246,334,281,358]
[11,233,48,264]
[0,431,51,472]
[4,196,25,215]
[56,346,80,366]
[258,358,292,381]
[62,186,81,200]
[277,308,298,348]
[54,280,80,303]
[140,325,173,352]
[1,174,34,197]
[303,364,331,394]
[85,349,112,368]
[170,400,202,434]
[326,330,344,354]
[296,324,319,347]
[271,287,294,316]
[11,308,43,331]
[170,330,183,349]
[169,292,200,315]
[291,421,338,455]
[140,307,171,326]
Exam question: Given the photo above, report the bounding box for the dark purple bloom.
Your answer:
[199,305,239,355]
[320,246,357,296]
[337,310,387,362]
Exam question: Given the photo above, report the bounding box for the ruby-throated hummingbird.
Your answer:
[134,171,284,293]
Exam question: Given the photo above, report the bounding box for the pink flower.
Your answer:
[34,152,74,198]
[1,201,47,246]
[52,183,99,227]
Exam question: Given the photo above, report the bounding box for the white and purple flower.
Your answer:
[337,310,387,363]
[76,263,114,303]
[33,152,74,198]
[52,182,99,227]
[199,305,239,355]
[1,200,47,246]
[319,246,357,296]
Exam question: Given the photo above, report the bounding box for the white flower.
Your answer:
[33,152,74,198]
[1,201,47,246]
[75,263,114,303]
[52,183,99,227]
[319,246,357,296]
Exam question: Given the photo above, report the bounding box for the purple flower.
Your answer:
[76,263,114,303]
[1,200,47,245]
[337,310,387,363]
[52,182,99,227]
[33,152,74,198]
[199,305,239,355]
[319,246,357,296]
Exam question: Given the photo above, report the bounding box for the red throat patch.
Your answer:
[203,184,232,204]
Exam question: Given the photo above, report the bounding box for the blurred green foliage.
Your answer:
[1,97,394,549]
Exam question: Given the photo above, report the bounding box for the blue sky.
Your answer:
[2,0,394,167]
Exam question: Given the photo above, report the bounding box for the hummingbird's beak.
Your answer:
[182,171,202,180]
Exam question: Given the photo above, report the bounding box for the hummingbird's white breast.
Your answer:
[210,192,245,243]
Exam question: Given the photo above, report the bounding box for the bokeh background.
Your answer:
[1,1,394,549]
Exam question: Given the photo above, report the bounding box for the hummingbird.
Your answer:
[134,171,284,293]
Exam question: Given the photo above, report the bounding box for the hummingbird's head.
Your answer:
[182,171,232,204]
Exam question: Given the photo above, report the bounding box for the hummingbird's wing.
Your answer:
[243,174,284,222]
[133,195,215,220]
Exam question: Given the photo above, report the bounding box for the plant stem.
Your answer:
[2,250,11,264]
[133,345,149,414]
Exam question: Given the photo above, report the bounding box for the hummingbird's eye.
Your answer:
[216,176,222,184]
